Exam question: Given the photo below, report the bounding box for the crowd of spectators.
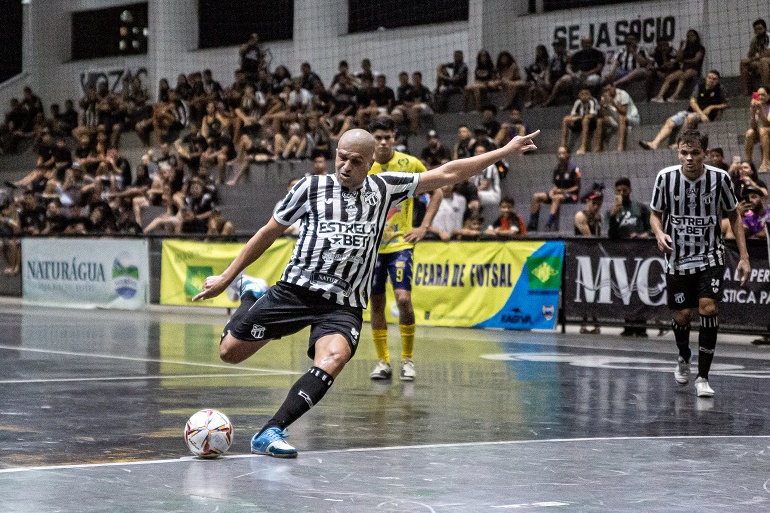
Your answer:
[1,19,769,275]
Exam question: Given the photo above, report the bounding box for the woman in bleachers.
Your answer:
[745,85,770,173]
[463,49,497,112]
[524,45,550,108]
[489,51,528,110]
[651,29,705,102]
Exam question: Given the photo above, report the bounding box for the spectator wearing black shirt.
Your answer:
[651,29,706,102]
[641,70,727,150]
[435,50,469,112]
[463,49,497,112]
[420,130,451,168]
[18,190,47,235]
[545,37,604,106]
[240,33,265,83]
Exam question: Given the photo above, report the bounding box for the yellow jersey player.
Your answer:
[367,116,443,381]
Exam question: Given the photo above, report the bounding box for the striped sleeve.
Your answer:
[650,170,667,212]
[273,176,311,225]
[381,172,419,206]
[718,171,739,212]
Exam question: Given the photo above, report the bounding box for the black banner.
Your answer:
[563,238,770,333]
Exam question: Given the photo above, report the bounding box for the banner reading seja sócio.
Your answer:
[22,238,149,309]
[160,239,295,307]
[366,240,564,330]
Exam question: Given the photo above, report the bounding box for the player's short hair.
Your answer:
[677,129,709,150]
[398,71,408,77]
[412,71,422,78]
[709,147,724,157]
[754,19,767,30]
[338,60,348,68]
[500,196,515,206]
[369,115,394,133]
[615,177,631,188]
[707,69,721,78]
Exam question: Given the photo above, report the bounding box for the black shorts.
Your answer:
[666,266,724,310]
[223,281,363,359]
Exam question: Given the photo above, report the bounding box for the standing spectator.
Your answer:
[575,191,603,335]
[524,44,551,108]
[640,70,727,150]
[606,177,651,336]
[651,29,705,102]
[545,37,605,106]
[435,50,468,112]
[420,130,450,168]
[561,87,598,154]
[745,85,770,173]
[486,196,526,238]
[739,187,769,238]
[1,98,28,154]
[528,146,581,231]
[740,19,770,96]
[609,33,650,88]
[240,33,265,82]
[649,129,749,397]
[355,58,377,83]
[593,83,640,152]
[463,49,496,112]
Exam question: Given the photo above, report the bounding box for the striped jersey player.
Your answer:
[649,129,750,398]
[191,128,539,458]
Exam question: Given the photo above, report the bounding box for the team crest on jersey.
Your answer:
[398,157,409,167]
[703,194,713,204]
[364,191,379,205]
[251,324,266,338]
[674,293,685,304]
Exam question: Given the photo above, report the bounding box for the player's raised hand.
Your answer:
[506,130,540,155]
[192,275,230,301]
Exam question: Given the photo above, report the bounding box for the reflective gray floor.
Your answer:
[1,304,769,512]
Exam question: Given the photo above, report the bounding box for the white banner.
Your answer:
[22,238,150,310]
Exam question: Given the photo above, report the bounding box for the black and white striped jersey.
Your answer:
[650,164,738,274]
[273,172,420,307]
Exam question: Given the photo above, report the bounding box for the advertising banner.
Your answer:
[369,241,564,330]
[22,238,149,310]
[564,239,770,332]
[160,238,295,307]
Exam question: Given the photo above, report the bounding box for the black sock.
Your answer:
[672,319,691,360]
[262,367,334,433]
[698,315,718,379]
[528,211,539,230]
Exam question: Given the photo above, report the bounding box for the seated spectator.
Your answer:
[486,197,526,238]
[609,33,650,87]
[524,44,551,108]
[574,191,603,236]
[740,187,769,238]
[34,129,56,171]
[561,87,598,154]
[355,58,377,83]
[469,145,501,222]
[480,105,501,140]
[135,88,188,147]
[371,74,395,114]
[420,130,451,169]
[494,108,528,147]
[389,109,409,152]
[397,71,433,134]
[435,50,469,112]
[428,183,467,241]
[651,29,705,102]
[142,183,179,234]
[17,189,47,236]
[452,214,485,241]
[745,85,770,173]
[490,51,528,110]
[545,37,604,106]
[740,19,770,96]
[20,86,43,129]
[593,83,640,152]
[1,98,28,154]
[206,208,235,240]
[640,70,727,150]
[731,160,768,198]
[708,147,730,171]
[310,152,329,176]
[463,49,496,112]
[452,124,475,160]
[354,76,379,128]
[527,146,581,231]
[644,38,678,101]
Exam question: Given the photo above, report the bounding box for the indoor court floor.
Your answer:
[0,303,769,512]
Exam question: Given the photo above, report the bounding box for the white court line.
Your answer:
[0,372,289,384]
[0,344,301,375]
[2,434,770,474]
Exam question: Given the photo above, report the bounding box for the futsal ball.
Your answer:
[225,275,269,302]
[184,409,233,458]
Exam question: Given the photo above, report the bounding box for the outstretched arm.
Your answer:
[192,217,288,301]
[415,131,539,195]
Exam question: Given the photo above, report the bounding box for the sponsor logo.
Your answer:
[298,390,313,408]
[251,324,266,338]
[542,304,555,321]
[527,257,562,290]
[112,252,141,300]
[350,327,359,344]
[185,266,214,297]
[573,255,667,306]
[311,272,351,295]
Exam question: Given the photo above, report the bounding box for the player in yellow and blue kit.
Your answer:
[368,116,443,381]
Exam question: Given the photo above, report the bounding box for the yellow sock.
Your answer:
[399,324,415,360]
[372,329,390,363]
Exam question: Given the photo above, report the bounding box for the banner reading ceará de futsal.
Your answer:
[160,238,295,307]
[22,238,149,309]
[366,240,564,330]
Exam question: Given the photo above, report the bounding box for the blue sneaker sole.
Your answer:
[251,447,298,458]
